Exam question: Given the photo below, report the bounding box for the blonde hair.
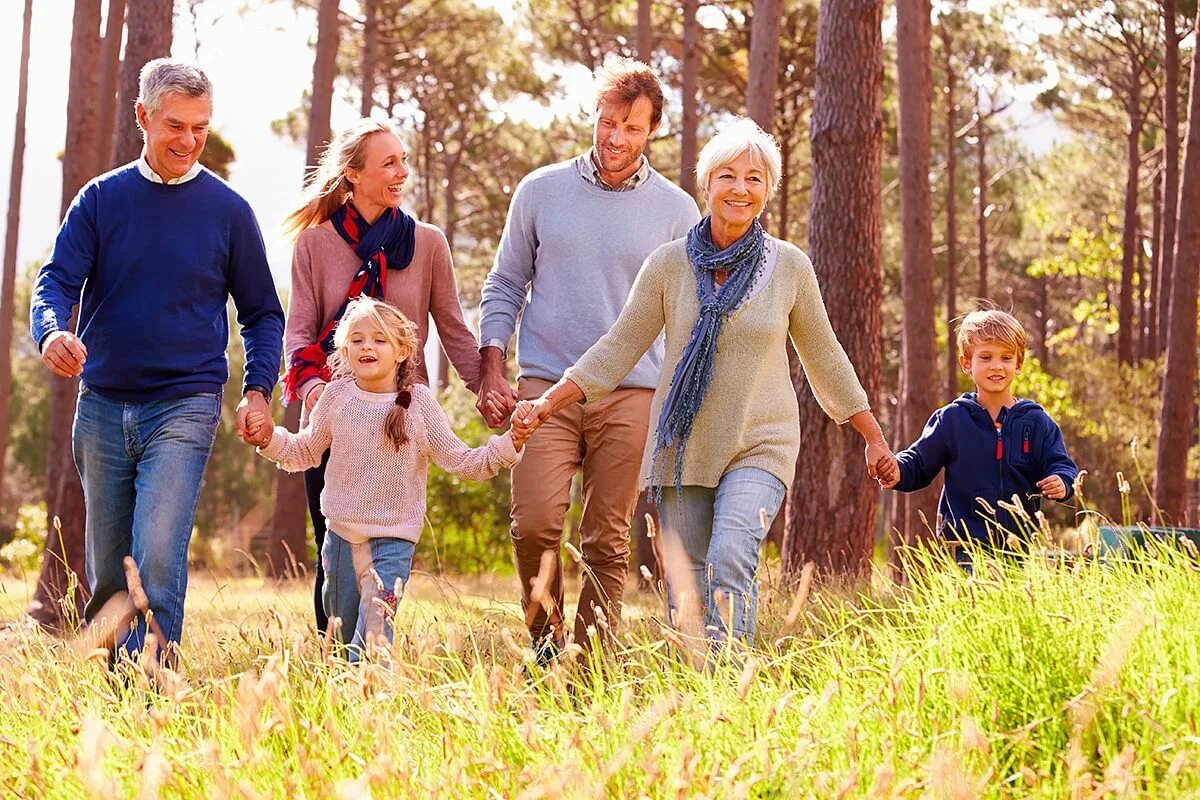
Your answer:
[956,308,1027,364]
[696,117,783,204]
[283,118,397,237]
[328,297,420,450]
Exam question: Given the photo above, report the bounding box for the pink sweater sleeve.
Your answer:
[258,382,338,471]
[414,385,520,479]
[284,232,328,403]
[426,230,483,393]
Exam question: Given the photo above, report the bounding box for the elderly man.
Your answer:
[30,59,284,661]
[478,58,700,662]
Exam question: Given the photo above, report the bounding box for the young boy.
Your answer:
[883,309,1078,557]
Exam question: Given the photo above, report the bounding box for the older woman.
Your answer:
[515,118,896,645]
[282,118,491,632]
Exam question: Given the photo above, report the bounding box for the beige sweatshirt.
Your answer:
[564,236,869,490]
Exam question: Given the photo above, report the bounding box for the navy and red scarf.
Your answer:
[281,203,417,404]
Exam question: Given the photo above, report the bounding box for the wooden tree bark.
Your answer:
[637,0,652,62]
[680,0,699,197]
[1157,0,1180,356]
[113,0,174,166]
[747,0,782,135]
[307,0,340,169]
[0,0,34,512]
[97,0,125,170]
[360,0,377,115]
[975,89,988,302]
[266,403,307,578]
[1146,175,1161,361]
[943,25,958,401]
[1117,70,1144,366]
[891,0,938,557]
[30,0,104,631]
[1154,9,1200,525]
[784,0,883,578]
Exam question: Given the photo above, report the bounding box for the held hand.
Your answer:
[512,398,553,441]
[476,367,517,429]
[41,331,88,378]
[244,410,273,447]
[1036,474,1067,500]
[303,382,326,414]
[865,440,899,487]
[236,390,270,446]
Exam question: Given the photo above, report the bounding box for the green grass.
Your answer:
[1,545,1200,798]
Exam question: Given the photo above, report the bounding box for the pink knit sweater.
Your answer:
[258,379,521,543]
[285,221,483,406]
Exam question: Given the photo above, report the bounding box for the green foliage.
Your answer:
[198,129,236,179]
[0,503,46,574]
[419,380,514,575]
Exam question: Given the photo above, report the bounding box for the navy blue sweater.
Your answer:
[31,164,284,402]
[893,394,1078,543]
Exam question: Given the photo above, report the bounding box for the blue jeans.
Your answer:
[322,530,414,661]
[659,467,786,644]
[73,385,221,659]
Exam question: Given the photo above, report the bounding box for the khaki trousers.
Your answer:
[510,377,652,649]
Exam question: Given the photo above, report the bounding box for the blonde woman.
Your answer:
[281,119,490,631]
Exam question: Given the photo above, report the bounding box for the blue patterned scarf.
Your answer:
[650,216,765,501]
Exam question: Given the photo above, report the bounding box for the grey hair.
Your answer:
[695,117,783,204]
[138,58,213,117]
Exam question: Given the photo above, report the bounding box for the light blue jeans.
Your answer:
[73,384,221,660]
[659,467,786,644]
[322,530,414,661]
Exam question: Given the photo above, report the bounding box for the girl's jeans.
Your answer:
[322,530,414,661]
[659,467,786,644]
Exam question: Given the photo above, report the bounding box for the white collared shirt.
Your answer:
[136,149,203,185]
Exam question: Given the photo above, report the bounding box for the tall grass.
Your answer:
[1,544,1199,798]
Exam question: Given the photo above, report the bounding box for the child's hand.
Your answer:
[511,399,549,442]
[245,410,273,448]
[1036,474,1067,500]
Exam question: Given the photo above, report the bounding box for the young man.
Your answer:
[31,59,284,661]
[883,309,1078,564]
[478,58,700,660]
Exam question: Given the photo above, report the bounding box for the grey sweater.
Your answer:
[479,159,699,388]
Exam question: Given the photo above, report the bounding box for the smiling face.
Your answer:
[343,316,410,393]
[592,95,654,183]
[705,148,768,234]
[961,340,1022,401]
[345,131,410,222]
[136,92,211,181]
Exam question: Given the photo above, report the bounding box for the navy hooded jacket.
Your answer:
[893,394,1078,543]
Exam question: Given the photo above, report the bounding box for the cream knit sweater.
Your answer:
[259,379,521,543]
[564,236,869,490]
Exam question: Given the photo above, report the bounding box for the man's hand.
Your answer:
[865,439,899,487]
[1036,474,1067,500]
[41,331,87,378]
[236,389,270,445]
[475,347,517,428]
[304,382,326,414]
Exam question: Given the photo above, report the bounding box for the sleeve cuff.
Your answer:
[480,339,508,358]
[257,427,287,460]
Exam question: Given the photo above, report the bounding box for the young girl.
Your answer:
[245,297,524,659]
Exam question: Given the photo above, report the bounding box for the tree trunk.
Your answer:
[891,0,938,560]
[30,0,105,631]
[1136,218,1147,362]
[360,0,377,115]
[1154,10,1200,524]
[680,0,699,197]
[306,0,340,170]
[1118,79,1143,366]
[113,0,174,166]
[1032,274,1049,365]
[784,0,883,578]
[97,0,125,170]
[266,403,307,579]
[944,26,958,402]
[975,90,988,302]
[1147,172,1162,360]
[778,135,792,239]
[638,0,652,62]
[747,0,782,135]
[0,0,34,514]
[1157,0,1180,356]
